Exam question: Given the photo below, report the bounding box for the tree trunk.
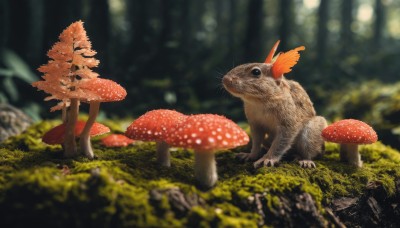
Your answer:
[122,0,153,66]
[340,0,354,55]
[180,0,191,52]
[87,0,110,72]
[157,0,173,53]
[0,0,9,50]
[43,0,83,52]
[278,0,293,51]
[228,0,237,59]
[191,0,206,34]
[8,0,29,58]
[316,0,329,65]
[27,0,44,67]
[243,0,264,61]
[215,0,225,37]
[373,0,385,49]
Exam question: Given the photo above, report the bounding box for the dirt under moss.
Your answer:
[0,121,400,227]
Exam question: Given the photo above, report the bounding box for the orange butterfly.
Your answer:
[264,40,305,79]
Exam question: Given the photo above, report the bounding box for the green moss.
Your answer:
[2,121,60,151]
[187,206,258,228]
[1,121,400,226]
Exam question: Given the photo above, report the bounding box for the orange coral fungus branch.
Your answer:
[264,40,280,64]
[32,20,100,111]
[32,20,101,158]
[271,46,305,79]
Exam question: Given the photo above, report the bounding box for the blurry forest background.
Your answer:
[1,0,400,148]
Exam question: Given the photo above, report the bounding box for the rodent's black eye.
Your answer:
[251,67,261,77]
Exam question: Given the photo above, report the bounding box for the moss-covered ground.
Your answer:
[0,121,399,227]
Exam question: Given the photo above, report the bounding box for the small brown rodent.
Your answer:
[222,63,327,168]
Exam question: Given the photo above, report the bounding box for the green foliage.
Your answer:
[0,49,37,103]
[0,121,400,227]
[323,80,400,148]
[324,80,400,128]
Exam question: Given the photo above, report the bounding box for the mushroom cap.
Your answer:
[322,119,378,144]
[42,120,110,144]
[166,114,249,152]
[125,109,187,142]
[101,134,135,147]
[80,78,127,102]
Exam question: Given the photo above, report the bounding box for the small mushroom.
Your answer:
[125,109,187,167]
[167,114,249,189]
[101,134,135,147]
[322,119,378,167]
[79,78,127,159]
[42,120,110,145]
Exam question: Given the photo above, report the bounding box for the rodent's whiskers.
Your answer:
[214,68,227,92]
[214,67,225,78]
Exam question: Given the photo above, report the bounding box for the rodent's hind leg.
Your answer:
[295,116,327,168]
[254,126,300,168]
[236,124,267,162]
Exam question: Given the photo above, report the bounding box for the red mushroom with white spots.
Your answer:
[42,120,110,145]
[322,119,378,167]
[101,134,135,147]
[167,114,249,189]
[79,78,127,159]
[125,109,187,167]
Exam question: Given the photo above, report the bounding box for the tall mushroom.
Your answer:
[322,119,378,167]
[167,114,249,189]
[125,109,187,167]
[42,120,110,145]
[79,78,127,159]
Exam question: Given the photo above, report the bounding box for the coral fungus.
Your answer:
[32,21,100,157]
[32,21,125,158]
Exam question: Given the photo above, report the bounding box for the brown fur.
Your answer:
[222,63,327,168]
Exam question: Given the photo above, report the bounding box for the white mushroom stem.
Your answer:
[80,101,101,159]
[156,141,171,167]
[64,98,79,157]
[340,143,363,167]
[194,151,218,189]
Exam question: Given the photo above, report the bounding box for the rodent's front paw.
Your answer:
[253,157,279,168]
[298,160,316,168]
[236,152,259,162]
